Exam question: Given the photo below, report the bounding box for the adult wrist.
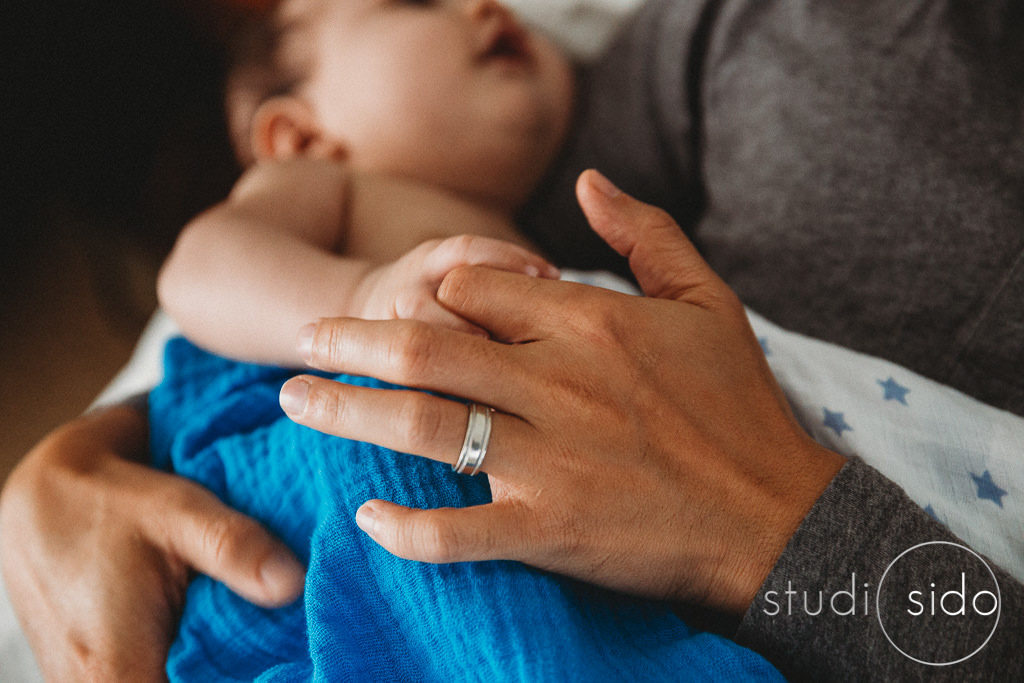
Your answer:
[718,441,847,615]
[732,457,1024,680]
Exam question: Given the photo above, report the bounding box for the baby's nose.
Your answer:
[465,0,512,23]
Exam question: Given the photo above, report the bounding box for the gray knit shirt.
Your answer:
[519,0,1024,679]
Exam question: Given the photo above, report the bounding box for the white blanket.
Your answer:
[750,310,1024,579]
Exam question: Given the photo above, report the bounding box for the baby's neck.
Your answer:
[344,172,536,263]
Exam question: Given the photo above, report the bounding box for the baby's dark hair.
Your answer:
[224,2,310,165]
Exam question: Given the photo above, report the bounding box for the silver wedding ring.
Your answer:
[453,403,493,476]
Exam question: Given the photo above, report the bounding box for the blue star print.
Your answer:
[877,377,910,405]
[924,504,940,521]
[823,408,852,437]
[758,337,771,356]
[970,470,1007,508]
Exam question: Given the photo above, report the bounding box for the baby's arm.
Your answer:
[158,159,554,366]
[158,160,359,366]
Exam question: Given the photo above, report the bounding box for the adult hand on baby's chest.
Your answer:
[280,171,846,614]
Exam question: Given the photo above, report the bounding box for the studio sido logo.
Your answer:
[876,541,1001,666]
[760,541,1001,666]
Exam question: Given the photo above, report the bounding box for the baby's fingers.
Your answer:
[394,290,490,337]
[423,235,559,280]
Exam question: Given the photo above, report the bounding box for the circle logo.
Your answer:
[876,541,1000,666]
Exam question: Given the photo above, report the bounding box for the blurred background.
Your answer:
[1,0,260,481]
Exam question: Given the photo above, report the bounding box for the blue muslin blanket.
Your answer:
[149,338,782,681]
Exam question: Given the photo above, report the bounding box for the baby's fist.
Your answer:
[358,235,558,336]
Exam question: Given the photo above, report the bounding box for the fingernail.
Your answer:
[589,169,621,198]
[297,323,316,362]
[543,264,561,279]
[355,504,378,535]
[524,264,540,277]
[260,550,305,595]
[279,379,310,416]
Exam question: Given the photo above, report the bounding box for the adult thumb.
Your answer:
[576,169,725,303]
[150,478,306,607]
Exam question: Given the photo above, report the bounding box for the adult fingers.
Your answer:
[421,234,560,281]
[280,378,533,480]
[140,473,306,607]
[576,169,729,305]
[354,499,535,564]
[393,291,490,338]
[297,317,539,409]
[436,266,610,342]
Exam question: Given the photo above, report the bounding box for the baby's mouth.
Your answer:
[479,17,533,69]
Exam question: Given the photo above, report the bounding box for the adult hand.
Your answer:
[353,234,559,337]
[0,404,304,681]
[279,170,845,615]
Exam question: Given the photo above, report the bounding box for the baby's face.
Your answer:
[293,0,574,210]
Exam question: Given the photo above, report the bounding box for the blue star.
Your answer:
[924,504,940,521]
[970,470,1007,508]
[877,377,910,405]
[758,337,771,356]
[822,408,852,437]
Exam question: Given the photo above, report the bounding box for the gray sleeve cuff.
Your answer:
[735,457,1024,681]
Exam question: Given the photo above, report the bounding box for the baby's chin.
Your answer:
[348,90,572,212]
[429,155,549,215]
[464,119,570,209]
[474,82,573,205]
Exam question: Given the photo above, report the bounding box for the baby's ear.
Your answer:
[250,96,348,162]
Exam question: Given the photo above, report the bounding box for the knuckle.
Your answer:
[408,239,440,268]
[696,282,744,317]
[76,640,136,682]
[315,319,348,363]
[307,383,350,428]
[572,296,631,349]
[200,513,254,566]
[642,205,679,233]
[388,322,437,382]
[397,395,445,449]
[162,484,203,521]
[154,482,219,540]
[418,238,443,254]
[393,289,429,320]
[414,519,460,563]
[442,234,478,262]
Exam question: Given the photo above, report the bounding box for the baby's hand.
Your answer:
[355,235,559,336]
